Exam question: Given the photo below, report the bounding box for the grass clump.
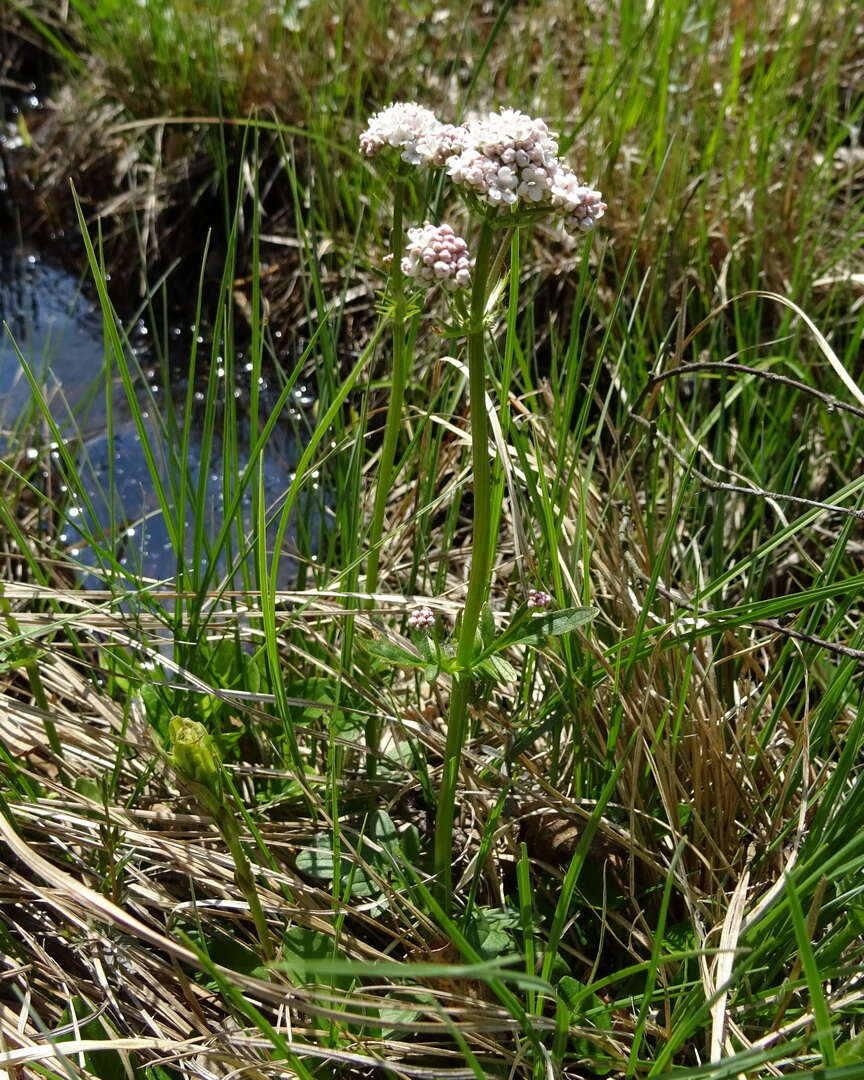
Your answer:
[1,2,864,1079]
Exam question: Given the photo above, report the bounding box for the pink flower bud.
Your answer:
[408,606,436,631]
[527,589,554,610]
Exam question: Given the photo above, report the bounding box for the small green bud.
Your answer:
[169,716,224,813]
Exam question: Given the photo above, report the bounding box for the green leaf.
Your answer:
[329,708,364,741]
[358,635,424,669]
[295,832,377,896]
[477,654,518,683]
[145,1068,184,1080]
[207,930,263,977]
[416,633,436,661]
[558,977,618,1072]
[0,644,44,674]
[295,816,420,899]
[365,810,420,867]
[365,809,400,847]
[471,906,521,959]
[375,998,421,1036]
[479,602,497,647]
[59,997,137,1080]
[281,927,352,988]
[502,606,597,648]
[837,1031,864,1066]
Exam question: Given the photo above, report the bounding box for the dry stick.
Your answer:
[751,620,864,663]
[643,361,864,423]
[645,288,864,407]
[626,557,864,666]
[636,358,864,517]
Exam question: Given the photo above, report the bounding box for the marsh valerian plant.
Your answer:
[360,102,604,900]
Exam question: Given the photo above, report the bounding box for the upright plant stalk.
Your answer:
[433,216,496,904]
[364,167,410,776]
[364,166,410,604]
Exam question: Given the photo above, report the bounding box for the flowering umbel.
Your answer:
[361,102,606,235]
[401,223,472,290]
[415,123,467,166]
[359,102,442,164]
[550,165,606,232]
[446,108,560,206]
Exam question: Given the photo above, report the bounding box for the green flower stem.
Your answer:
[488,230,520,560]
[364,167,409,776]
[433,215,496,905]
[364,168,409,605]
[217,809,276,963]
[456,216,496,668]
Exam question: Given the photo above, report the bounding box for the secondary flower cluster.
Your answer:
[360,102,606,231]
[359,102,440,164]
[527,589,554,610]
[408,606,435,631]
[401,222,472,290]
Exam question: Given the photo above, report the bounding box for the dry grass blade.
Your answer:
[709,863,751,1061]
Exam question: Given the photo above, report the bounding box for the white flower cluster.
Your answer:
[359,102,441,164]
[550,166,606,232]
[415,122,466,166]
[361,103,606,234]
[446,108,560,206]
[401,222,472,290]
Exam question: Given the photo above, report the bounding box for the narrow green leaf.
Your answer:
[502,606,597,648]
[359,635,424,668]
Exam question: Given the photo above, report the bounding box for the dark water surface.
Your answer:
[0,249,315,588]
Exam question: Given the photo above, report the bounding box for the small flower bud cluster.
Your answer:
[360,102,441,164]
[550,166,607,231]
[527,589,554,610]
[446,108,560,206]
[408,606,436,631]
[401,223,472,290]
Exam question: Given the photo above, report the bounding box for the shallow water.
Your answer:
[0,249,113,431]
[0,248,316,588]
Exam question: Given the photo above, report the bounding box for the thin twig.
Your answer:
[628,412,864,520]
[752,620,864,662]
